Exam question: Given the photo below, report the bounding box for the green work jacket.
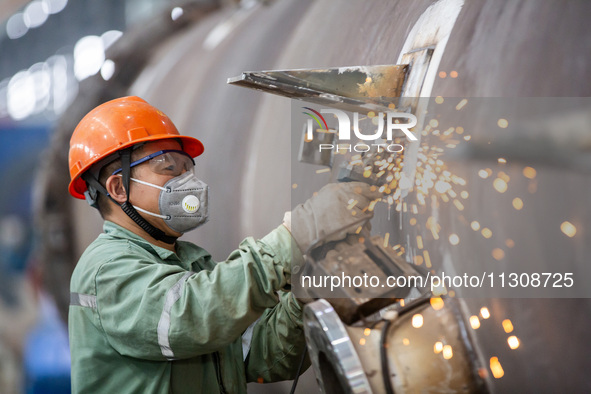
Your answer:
[69,221,308,393]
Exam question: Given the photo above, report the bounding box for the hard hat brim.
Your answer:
[68,134,204,199]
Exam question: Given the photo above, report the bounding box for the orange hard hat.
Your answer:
[68,96,204,199]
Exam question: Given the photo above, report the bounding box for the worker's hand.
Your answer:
[284,182,382,254]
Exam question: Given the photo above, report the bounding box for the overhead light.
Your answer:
[7,71,36,120]
[6,13,28,39]
[41,0,68,15]
[101,60,116,81]
[46,55,70,115]
[24,1,49,29]
[28,62,52,114]
[73,35,105,81]
[101,30,123,51]
[171,7,183,21]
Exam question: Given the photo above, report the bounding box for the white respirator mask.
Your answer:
[130,171,209,233]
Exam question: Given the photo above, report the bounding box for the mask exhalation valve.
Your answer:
[182,195,200,213]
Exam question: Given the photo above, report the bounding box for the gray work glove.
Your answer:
[284,182,382,254]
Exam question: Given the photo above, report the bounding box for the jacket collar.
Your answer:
[102,221,210,265]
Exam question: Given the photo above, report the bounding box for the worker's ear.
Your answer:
[105,175,127,204]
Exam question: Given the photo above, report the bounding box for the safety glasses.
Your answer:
[112,150,195,177]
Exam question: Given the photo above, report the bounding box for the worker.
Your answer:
[67,96,379,393]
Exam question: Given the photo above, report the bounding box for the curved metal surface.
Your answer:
[304,299,373,394]
[344,299,486,393]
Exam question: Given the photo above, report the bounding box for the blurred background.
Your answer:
[0,0,590,393]
[0,1,218,392]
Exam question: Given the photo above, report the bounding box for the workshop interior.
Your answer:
[0,0,590,393]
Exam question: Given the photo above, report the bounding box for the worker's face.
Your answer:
[129,139,191,237]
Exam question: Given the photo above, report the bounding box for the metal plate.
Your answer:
[227,65,408,114]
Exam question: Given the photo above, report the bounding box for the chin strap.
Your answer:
[118,148,177,244]
[82,148,177,245]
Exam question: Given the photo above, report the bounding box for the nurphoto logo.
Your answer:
[302,107,418,153]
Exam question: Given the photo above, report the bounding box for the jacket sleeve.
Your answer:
[94,225,305,360]
[244,291,311,383]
